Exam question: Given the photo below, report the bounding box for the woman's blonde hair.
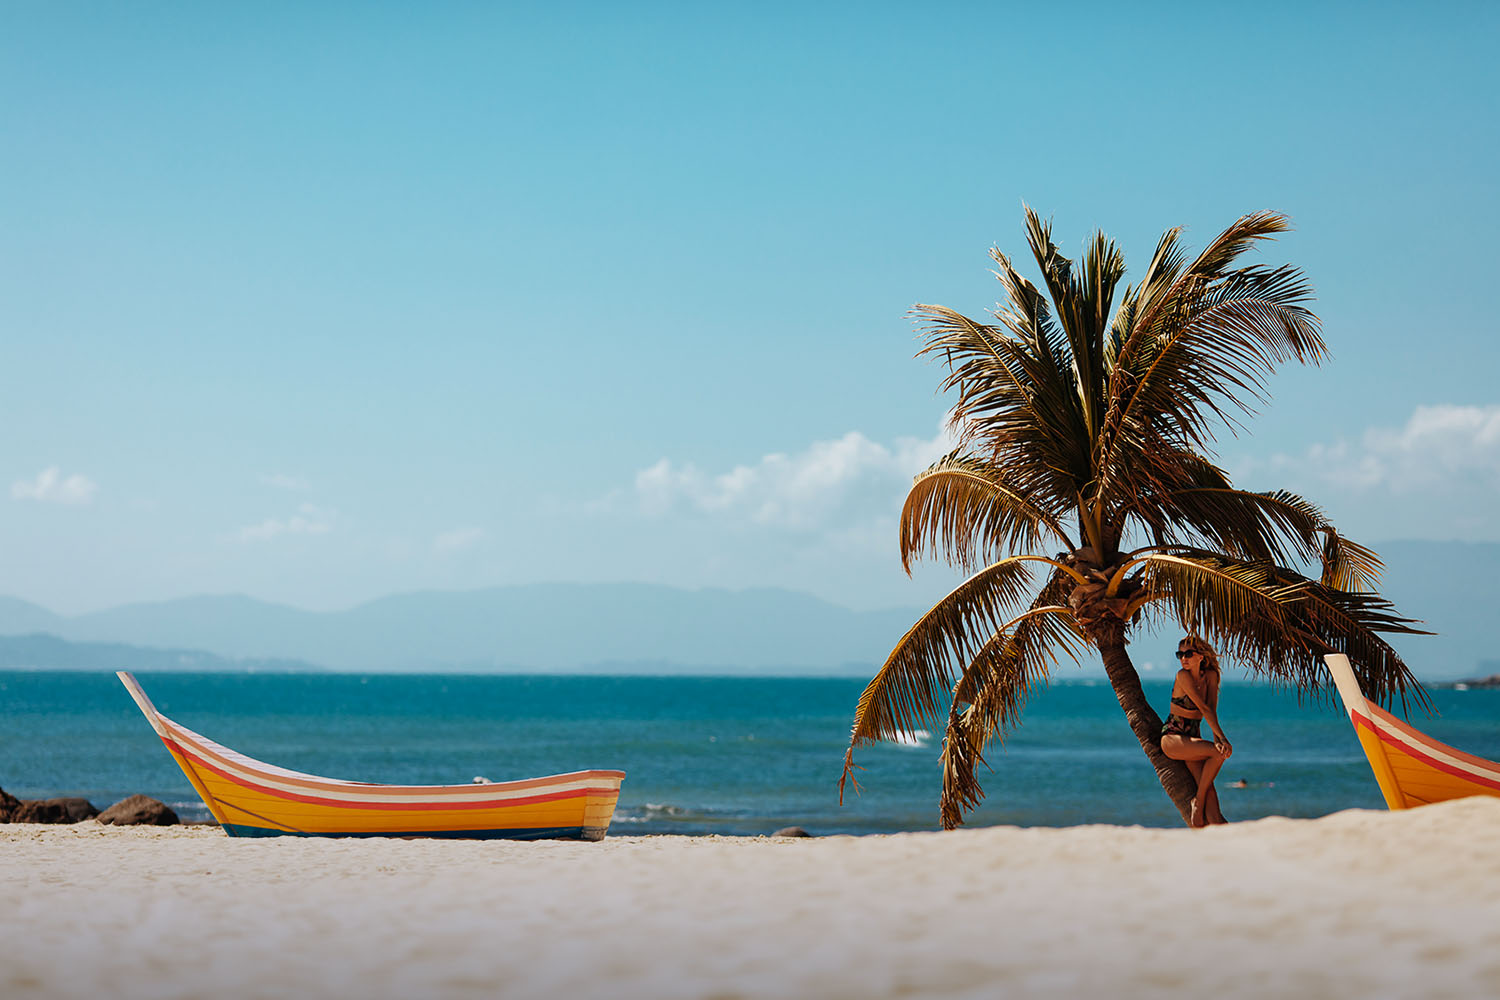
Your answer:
[1178,635,1220,673]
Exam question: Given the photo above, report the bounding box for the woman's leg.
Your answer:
[1188,760,1226,824]
[1162,736,1227,828]
[1206,782,1226,824]
[1193,752,1226,828]
[1160,735,1220,762]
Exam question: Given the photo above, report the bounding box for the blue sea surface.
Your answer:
[2,671,1497,834]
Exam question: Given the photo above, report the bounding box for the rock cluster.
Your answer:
[0,786,178,826]
[13,798,99,823]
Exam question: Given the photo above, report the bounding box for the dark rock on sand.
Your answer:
[12,797,100,824]
[97,795,179,826]
[772,826,812,838]
[0,786,20,822]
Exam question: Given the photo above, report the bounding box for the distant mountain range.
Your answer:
[0,541,1488,678]
[0,633,322,674]
[0,583,914,675]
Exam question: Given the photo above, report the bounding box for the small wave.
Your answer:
[169,800,214,822]
[892,729,931,748]
[613,802,694,823]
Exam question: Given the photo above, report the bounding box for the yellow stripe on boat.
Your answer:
[1325,654,1500,810]
[118,671,625,840]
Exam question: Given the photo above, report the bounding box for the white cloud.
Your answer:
[234,503,336,543]
[262,473,311,492]
[434,526,487,553]
[627,422,954,531]
[1222,403,1500,541]
[11,467,98,505]
[1256,404,1500,494]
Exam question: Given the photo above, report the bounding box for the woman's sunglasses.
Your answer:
[1175,649,1198,659]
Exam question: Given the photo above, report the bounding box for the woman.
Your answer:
[1160,636,1232,828]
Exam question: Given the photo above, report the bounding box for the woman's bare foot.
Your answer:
[1190,800,1207,829]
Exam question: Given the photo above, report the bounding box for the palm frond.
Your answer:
[1149,486,1331,567]
[1097,212,1327,501]
[1123,212,1296,356]
[1104,226,1188,371]
[1275,580,1429,711]
[986,246,1070,365]
[912,303,1092,506]
[1023,207,1126,440]
[1136,552,1294,641]
[1319,528,1384,592]
[900,451,1075,573]
[1134,552,1427,711]
[839,556,1043,801]
[939,592,1085,828]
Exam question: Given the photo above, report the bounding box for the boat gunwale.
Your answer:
[160,716,625,798]
[1349,706,1500,792]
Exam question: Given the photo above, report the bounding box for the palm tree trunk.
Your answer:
[1093,622,1200,825]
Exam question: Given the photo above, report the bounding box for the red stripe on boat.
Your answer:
[1351,710,1500,792]
[1361,704,1500,774]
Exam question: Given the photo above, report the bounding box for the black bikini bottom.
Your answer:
[1162,714,1201,739]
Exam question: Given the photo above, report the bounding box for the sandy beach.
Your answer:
[3,799,1498,1000]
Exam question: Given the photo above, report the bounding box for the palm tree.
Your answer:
[840,209,1426,828]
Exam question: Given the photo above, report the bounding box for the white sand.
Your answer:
[4,800,1499,1000]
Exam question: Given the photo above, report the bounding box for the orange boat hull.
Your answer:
[1326,654,1500,810]
[119,672,625,840]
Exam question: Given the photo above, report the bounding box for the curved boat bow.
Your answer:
[1325,653,1500,809]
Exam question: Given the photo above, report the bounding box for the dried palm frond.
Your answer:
[900,451,1074,573]
[840,555,1064,800]
[939,591,1085,828]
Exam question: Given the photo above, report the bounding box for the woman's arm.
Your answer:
[1205,672,1230,755]
[1177,670,1230,748]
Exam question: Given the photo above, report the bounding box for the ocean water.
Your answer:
[3,671,1497,834]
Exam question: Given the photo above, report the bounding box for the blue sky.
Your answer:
[4,2,1498,615]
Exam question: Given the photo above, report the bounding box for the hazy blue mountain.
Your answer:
[0,633,323,673]
[0,596,62,635]
[64,594,327,657]
[10,583,918,674]
[0,544,1490,678]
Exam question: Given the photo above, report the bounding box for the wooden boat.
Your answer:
[1325,653,1500,809]
[118,672,626,840]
